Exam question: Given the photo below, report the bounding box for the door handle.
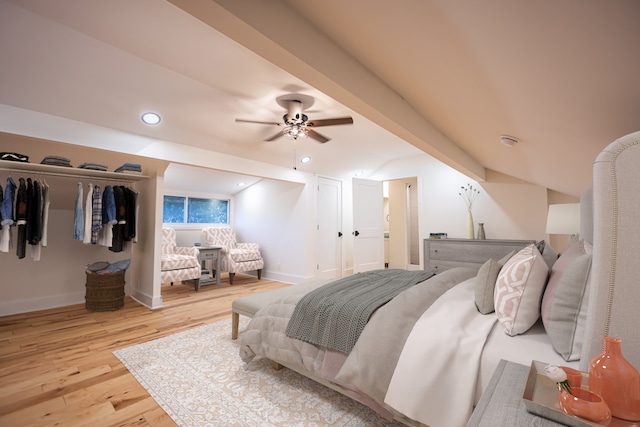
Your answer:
[353,230,360,236]
[338,232,343,237]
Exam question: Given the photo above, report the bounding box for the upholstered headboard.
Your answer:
[579,130,640,372]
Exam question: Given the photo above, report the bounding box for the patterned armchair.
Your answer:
[161,227,201,291]
[201,226,264,285]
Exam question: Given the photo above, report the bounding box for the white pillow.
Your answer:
[494,244,549,336]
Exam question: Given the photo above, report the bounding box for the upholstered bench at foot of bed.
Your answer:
[231,279,330,339]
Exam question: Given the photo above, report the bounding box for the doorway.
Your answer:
[384,177,420,270]
[317,177,343,279]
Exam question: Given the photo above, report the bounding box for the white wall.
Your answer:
[369,154,550,267]
[234,176,316,283]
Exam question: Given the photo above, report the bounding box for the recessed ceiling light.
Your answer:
[141,112,161,125]
[237,182,246,187]
[300,155,311,163]
[354,170,364,177]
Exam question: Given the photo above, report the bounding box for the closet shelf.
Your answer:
[0,160,148,181]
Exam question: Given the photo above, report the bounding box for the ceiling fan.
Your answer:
[236,94,353,143]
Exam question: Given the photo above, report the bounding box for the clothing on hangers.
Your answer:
[41,180,50,247]
[15,177,28,259]
[73,182,83,241]
[82,183,93,244]
[91,185,102,244]
[0,177,17,253]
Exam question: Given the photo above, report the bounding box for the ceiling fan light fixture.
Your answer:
[283,124,308,140]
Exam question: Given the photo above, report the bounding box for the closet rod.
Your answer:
[0,168,138,183]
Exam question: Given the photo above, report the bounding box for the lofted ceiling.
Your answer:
[1,0,639,197]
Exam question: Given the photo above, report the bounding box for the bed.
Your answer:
[238,130,640,427]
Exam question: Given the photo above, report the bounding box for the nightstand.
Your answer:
[197,246,221,285]
[467,360,566,426]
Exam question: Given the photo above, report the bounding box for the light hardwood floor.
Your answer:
[0,275,290,427]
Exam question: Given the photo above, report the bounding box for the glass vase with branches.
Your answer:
[459,183,480,212]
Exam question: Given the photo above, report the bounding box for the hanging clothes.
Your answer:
[122,186,136,241]
[15,177,28,259]
[91,184,102,244]
[83,183,93,244]
[27,179,43,246]
[29,179,44,261]
[99,185,116,247]
[41,180,50,247]
[109,185,126,253]
[73,182,83,241]
[0,177,17,253]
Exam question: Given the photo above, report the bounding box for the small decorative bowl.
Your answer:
[559,388,611,426]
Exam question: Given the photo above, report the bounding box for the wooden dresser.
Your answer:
[424,238,535,271]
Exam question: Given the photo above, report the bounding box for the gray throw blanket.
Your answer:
[285,269,435,354]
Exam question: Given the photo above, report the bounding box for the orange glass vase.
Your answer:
[559,388,611,425]
[588,336,640,421]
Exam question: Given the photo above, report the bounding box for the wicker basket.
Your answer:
[85,271,125,312]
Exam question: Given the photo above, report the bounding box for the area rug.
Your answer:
[114,318,403,427]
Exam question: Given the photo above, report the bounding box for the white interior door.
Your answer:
[317,177,342,279]
[352,177,384,272]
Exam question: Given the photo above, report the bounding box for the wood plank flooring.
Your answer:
[0,275,290,427]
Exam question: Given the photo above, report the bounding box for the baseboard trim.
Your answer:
[262,271,315,285]
[0,291,86,317]
[130,287,163,310]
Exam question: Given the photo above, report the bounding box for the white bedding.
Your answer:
[384,278,498,427]
[476,317,580,404]
[239,267,576,426]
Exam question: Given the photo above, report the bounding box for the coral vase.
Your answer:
[559,388,611,425]
[588,336,640,421]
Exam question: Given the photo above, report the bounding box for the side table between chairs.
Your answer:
[197,246,222,285]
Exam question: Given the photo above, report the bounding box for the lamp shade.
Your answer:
[546,203,580,235]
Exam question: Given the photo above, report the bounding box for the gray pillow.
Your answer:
[475,259,502,314]
[474,250,516,314]
[541,241,559,269]
[541,239,592,361]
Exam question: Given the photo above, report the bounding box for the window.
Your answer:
[163,195,229,224]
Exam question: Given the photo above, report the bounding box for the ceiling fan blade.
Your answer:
[265,131,284,142]
[308,129,330,143]
[305,117,353,127]
[236,118,282,126]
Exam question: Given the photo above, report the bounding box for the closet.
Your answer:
[0,159,148,316]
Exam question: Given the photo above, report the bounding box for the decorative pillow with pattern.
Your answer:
[494,244,549,336]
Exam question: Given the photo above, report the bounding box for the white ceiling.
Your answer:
[1,0,639,197]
